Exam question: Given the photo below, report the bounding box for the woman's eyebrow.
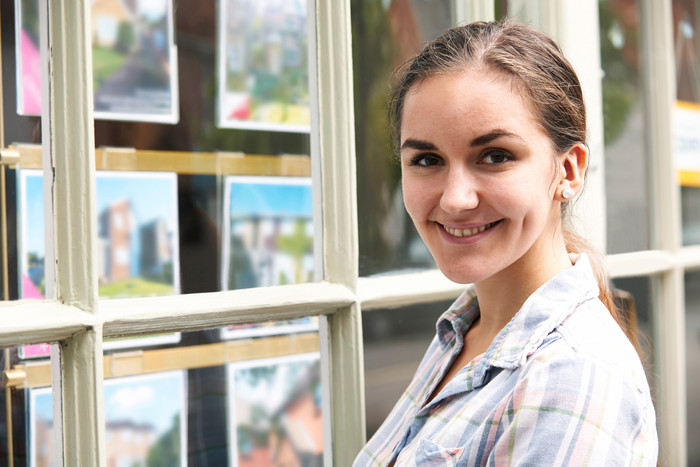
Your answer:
[470,130,523,147]
[402,131,524,151]
[400,138,438,151]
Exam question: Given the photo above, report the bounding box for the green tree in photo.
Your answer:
[276,219,312,283]
[116,21,136,54]
[147,414,180,467]
[599,0,638,146]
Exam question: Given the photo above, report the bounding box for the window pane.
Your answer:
[16,166,47,300]
[0,0,42,300]
[611,276,657,392]
[494,0,552,28]
[352,0,453,276]
[363,299,454,437]
[599,0,652,253]
[4,0,317,298]
[1,322,322,466]
[178,323,323,465]
[1,345,51,465]
[686,269,700,465]
[673,0,700,246]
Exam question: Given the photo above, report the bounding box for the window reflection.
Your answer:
[0,347,30,464]
[611,276,656,393]
[685,270,700,465]
[363,299,454,437]
[494,0,552,29]
[352,0,452,276]
[599,0,652,253]
[673,0,700,246]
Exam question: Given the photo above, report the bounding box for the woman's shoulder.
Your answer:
[493,298,658,466]
[528,297,652,399]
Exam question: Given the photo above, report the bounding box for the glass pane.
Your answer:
[494,0,551,29]
[18,168,184,299]
[3,0,317,299]
[686,269,700,465]
[1,0,42,300]
[673,0,700,246]
[599,0,652,253]
[0,345,49,465]
[363,299,454,437]
[180,322,323,465]
[1,322,322,466]
[352,0,453,276]
[611,276,657,392]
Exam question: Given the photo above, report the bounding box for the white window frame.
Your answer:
[0,1,692,466]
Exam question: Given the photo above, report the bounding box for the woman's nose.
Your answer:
[439,169,479,213]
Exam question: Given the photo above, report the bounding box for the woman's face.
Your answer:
[399,69,566,285]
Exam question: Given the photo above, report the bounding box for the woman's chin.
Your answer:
[437,264,487,285]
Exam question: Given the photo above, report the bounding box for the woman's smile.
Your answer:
[438,220,502,240]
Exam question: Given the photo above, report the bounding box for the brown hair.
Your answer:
[390,20,638,350]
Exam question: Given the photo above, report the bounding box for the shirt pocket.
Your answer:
[413,439,465,466]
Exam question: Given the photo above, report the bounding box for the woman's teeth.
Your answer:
[443,221,497,237]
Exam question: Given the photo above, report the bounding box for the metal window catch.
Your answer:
[0,149,19,166]
[3,367,26,388]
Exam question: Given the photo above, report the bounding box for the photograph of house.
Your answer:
[30,371,186,467]
[228,353,322,467]
[218,0,309,131]
[222,176,313,291]
[91,0,178,121]
[16,0,177,121]
[20,170,180,299]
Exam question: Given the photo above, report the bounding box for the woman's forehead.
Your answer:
[401,72,540,134]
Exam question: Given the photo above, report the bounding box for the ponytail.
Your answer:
[563,228,644,359]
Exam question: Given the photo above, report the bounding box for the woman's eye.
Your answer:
[480,151,513,165]
[410,154,441,167]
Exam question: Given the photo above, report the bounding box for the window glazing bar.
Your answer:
[359,270,464,310]
[606,250,677,277]
[679,245,700,269]
[40,0,104,465]
[100,281,355,337]
[0,302,94,347]
[640,0,686,464]
[314,0,364,464]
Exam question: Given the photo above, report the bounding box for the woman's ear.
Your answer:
[556,143,588,201]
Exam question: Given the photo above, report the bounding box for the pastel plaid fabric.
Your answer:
[354,255,658,466]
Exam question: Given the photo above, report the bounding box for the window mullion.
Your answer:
[314,0,364,464]
[640,0,686,464]
[641,0,681,253]
[40,0,104,465]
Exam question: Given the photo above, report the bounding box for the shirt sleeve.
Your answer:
[488,351,658,466]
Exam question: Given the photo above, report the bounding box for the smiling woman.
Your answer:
[354,20,658,466]
[399,70,582,287]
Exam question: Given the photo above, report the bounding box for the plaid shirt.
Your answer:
[354,255,658,466]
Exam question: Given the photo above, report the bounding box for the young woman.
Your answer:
[354,20,658,466]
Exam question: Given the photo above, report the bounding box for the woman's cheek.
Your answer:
[404,182,433,216]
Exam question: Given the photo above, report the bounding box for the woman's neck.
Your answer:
[474,243,573,334]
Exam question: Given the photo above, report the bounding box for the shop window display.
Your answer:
[0,0,320,464]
